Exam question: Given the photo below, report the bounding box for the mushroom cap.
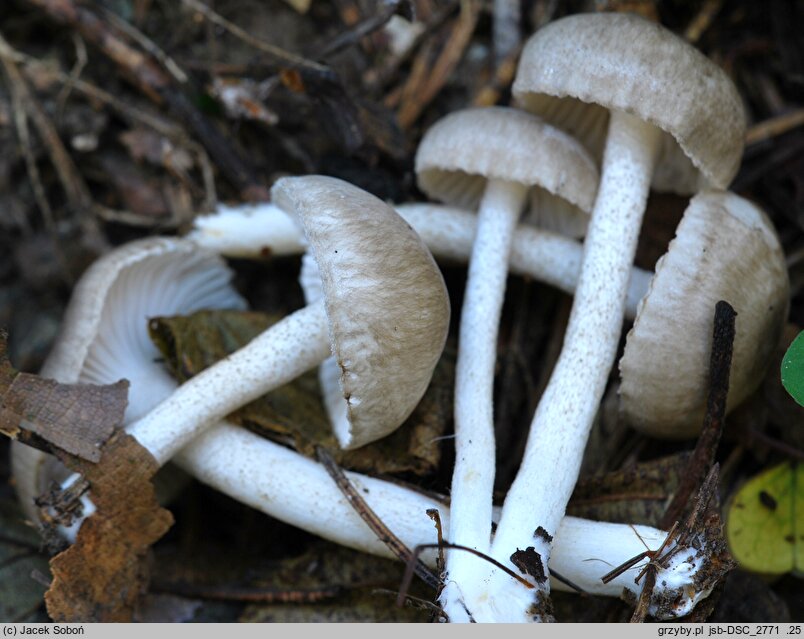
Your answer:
[513,13,746,193]
[415,107,598,234]
[12,237,245,523]
[42,238,246,415]
[618,191,789,438]
[272,175,451,449]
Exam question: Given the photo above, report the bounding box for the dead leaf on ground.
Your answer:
[120,128,194,172]
[0,334,173,622]
[0,332,127,462]
[0,495,50,622]
[152,541,431,622]
[567,452,691,527]
[45,430,174,622]
[149,309,453,475]
[711,570,791,622]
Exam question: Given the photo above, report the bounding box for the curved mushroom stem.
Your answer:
[475,110,662,621]
[445,178,528,614]
[17,225,719,621]
[127,300,331,465]
[56,300,332,533]
[176,421,717,619]
[189,203,652,319]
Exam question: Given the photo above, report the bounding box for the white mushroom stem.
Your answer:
[189,202,652,319]
[57,300,331,521]
[20,231,714,621]
[127,300,331,465]
[175,420,712,619]
[446,178,528,606]
[190,201,306,257]
[478,111,663,621]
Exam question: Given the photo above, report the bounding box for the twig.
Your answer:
[629,560,657,623]
[600,522,680,586]
[396,0,481,128]
[314,446,440,591]
[684,0,724,43]
[100,6,188,84]
[745,108,804,146]
[425,508,446,579]
[661,301,735,528]
[55,33,87,116]
[682,465,721,535]
[396,541,534,609]
[180,0,331,75]
[9,80,51,233]
[25,0,269,201]
[548,570,587,596]
[0,29,105,253]
[741,426,804,461]
[317,1,412,58]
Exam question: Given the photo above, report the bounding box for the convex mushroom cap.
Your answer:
[273,175,451,448]
[416,106,598,236]
[126,175,449,460]
[476,13,747,623]
[513,12,746,193]
[619,191,789,438]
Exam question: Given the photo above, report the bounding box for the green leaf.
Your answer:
[726,462,803,576]
[781,330,804,407]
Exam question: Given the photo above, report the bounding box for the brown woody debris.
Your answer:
[45,430,174,622]
[0,334,126,462]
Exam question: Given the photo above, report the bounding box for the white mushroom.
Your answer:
[11,236,247,528]
[414,106,598,619]
[127,175,450,458]
[463,12,746,622]
[11,234,714,616]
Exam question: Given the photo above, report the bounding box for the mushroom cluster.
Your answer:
[11,194,728,619]
[9,9,792,627]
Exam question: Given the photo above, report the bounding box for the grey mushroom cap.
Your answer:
[513,13,746,193]
[272,175,451,449]
[415,106,598,226]
[619,191,789,438]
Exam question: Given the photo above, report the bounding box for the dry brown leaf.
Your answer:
[45,430,174,622]
[567,453,691,527]
[149,310,452,475]
[0,336,172,621]
[152,540,432,622]
[0,333,127,461]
